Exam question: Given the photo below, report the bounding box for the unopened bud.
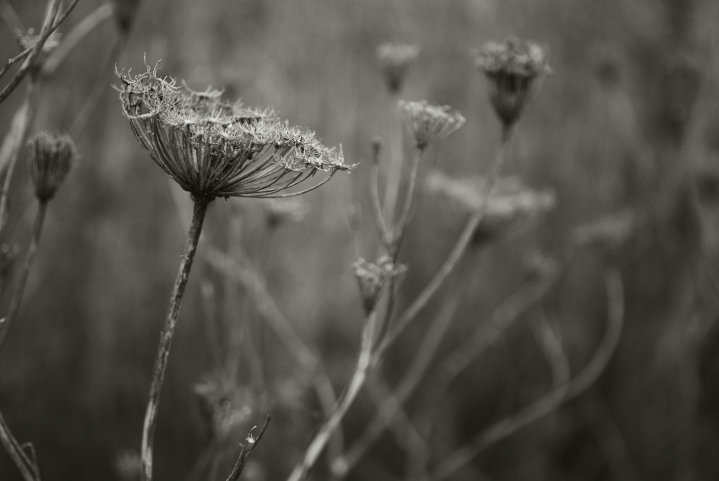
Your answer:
[26,132,76,202]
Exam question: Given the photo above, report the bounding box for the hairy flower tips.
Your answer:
[398,100,465,150]
[474,37,550,127]
[376,42,420,94]
[27,132,76,202]
[353,256,405,314]
[117,64,350,200]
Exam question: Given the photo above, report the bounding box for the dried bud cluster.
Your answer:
[376,42,420,94]
[194,374,254,441]
[353,256,405,313]
[474,37,550,128]
[426,170,555,245]
[26,132,76,202]
[116,63,351,201]
[398,100,465,150]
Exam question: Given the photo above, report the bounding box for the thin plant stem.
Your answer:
[422,267,624,481]
[0,410,38,481]
[0,200,47,352]
[42,2,115,76]
[390,145,423,256]
[375,125,513,362]
[286,310,379,481]
[141,197,210,481]
[382,92,402,220]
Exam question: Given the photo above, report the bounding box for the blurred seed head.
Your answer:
[376,42,420,94]
[26,132,76,202]
[474,37,550,128]
[116,62,351,201]
[353,256,405,314]
[260,197,310,229]
[0,244,20,280]
[18,29,61,70]
[111,0,142,34]
[398,100,465,150]
[573,209,640,262]
[114,450,141,481]
[194,373,255,442]
[425,170,555,246]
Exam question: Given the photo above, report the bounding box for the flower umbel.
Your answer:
[426,170,555,245]
[474,37,550,128]
[376,42,420,94]
[116,63,350,201]
[27,132,76,202]
[398,100,465,150]
[353,256,405,314]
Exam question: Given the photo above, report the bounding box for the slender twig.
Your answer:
[0,77,39,231]
[374,125,513,361]
[42,2,115,76]
[369,141,391,247]
[0,201,47,352]
[423,267,625,481]
[382,92,403,222]
[141,197,211,481]
[389,146,423,256]
[224,414,271,481]
[0,411,38,481]
[286,310,379,481]
[333,290,461,477]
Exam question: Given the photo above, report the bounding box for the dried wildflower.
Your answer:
[194,374,255,441]
[353,256,405,313]
[116,63,350,201]
[376,42,420,94]
[260,197,310,228]
[425,170,555,245]
[474,37,550,128]
[26,132,76,202]
[398,100,465,150]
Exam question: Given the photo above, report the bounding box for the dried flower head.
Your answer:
[26,132,76,202]
[194,374,254,441]
[116,63,351,201]
[474,37,550,127]
[425,170,555,245]
[376,42,420,94]
[398,100,465,150]
[353,256,405,313]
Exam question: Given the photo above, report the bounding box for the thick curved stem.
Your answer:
[141,198,210,481]
[286,311,378,481]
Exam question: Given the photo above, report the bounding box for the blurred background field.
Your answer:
[1,0,719,480]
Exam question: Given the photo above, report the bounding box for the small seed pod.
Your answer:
[353,256,405,314]
[26,132,76,202]
[474,38,550,128]
[398,100,465,150]
[376,42,420,94]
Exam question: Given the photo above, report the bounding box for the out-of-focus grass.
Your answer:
[1,0,719,480]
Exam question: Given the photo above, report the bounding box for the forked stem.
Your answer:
[141,197,210,481]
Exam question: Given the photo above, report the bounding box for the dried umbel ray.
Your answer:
[116,63,350,202]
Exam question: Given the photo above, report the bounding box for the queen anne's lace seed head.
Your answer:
[474,37,550,128]
[26,132,76,202]
[398,100,465,150]
[376,42,420,94]
[353,256,405,314]
[425,170,555,245]
[116,63,351,201]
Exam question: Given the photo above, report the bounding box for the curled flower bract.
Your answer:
[353,256,405,314]
[474,37,550,127]
[26,132,76,202]
[398,100,465,150]
[116,63,351,200]
[376,42,420,94]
